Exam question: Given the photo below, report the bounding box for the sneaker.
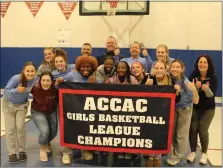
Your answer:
[9,154,19,164]
[187,152,196,162]
[145,157,153,167]
[199,153,208,165]
[19,152,27,162]
[125,153,132,160]
[83,151,93,161]
[117,153,125,159]
[62,154,71,165]
[153,157,161,167]
[46,143,52,153]
[40,148,48,162]
[167,158,180,166]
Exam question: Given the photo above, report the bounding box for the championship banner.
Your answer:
[1,2,11,18]
[25,2,43,17]
[59,83,176,154]
[58,2,77,20]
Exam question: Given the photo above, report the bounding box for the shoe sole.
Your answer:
[19,158,27,162]
[62,158,72,165]
[62,162,71,165]
[167,161,180,166]
[41,159,48,162]
[187,158,196,163]
[199,162,207,165]
[9,161,19,164]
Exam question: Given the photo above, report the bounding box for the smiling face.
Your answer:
[104,58,114,74]
[54,56,66,71]
[117,62,127,77]
[130,43,141,58]
[40,75,52,90]
[44,49,55,63]
[106,37,117,52]
[153,61,166,78]
[23,65,36,81]
[131,62,144,77]
[156,47,168,62]
[81,44,92,56]
[170,61,184,78]
[80,62,92,77]
[198,56,208,73]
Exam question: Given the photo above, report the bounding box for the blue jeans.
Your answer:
[31,109,58,145]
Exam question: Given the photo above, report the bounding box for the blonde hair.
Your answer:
[156,44,170,65]
[42,47,55,64]
[153,60,172,85]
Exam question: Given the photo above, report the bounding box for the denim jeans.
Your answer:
[31,109,58,145]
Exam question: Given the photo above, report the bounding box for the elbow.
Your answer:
[193,97,199,105]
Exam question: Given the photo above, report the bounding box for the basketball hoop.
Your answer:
[107,0,118,16]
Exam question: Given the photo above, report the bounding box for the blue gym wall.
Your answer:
[1,48,222,96]
[1,2,222,96]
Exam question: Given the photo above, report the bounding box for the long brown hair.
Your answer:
[20,62,36,87]
[170,59,187,92]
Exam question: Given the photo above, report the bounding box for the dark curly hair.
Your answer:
[191,54,215,78]
[75,55,98,72]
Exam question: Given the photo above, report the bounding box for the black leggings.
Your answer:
[189,108,215,153]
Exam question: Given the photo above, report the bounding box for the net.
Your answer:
[107,0,118,16]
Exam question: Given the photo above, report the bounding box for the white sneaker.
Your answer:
[199,153,208,165]
[187,152,196,162]
[167,158,180,166]
[62,154,71,165]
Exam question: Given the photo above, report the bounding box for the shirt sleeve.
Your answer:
[4,75,19,95]
[144,55,153,73]
[36,65,43,77]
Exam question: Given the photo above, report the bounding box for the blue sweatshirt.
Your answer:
[121,55,153,73]
[174,77,193,108]
[52,64,75,81]
[3,74,38,104]
[66,71,102,83]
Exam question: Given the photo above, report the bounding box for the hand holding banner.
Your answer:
[59,83,176,155]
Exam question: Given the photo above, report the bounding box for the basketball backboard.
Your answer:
[79,1,150,16]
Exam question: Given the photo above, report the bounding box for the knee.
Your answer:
[40,128,50,137]
[198,129,208,138]
[6,127,16,135]
[39,129,50,144]
[190,122,198,132]
[16,123,25,132]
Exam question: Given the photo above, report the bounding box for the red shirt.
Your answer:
[31,83,58,113]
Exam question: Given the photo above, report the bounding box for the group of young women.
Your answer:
[2,43,218,167]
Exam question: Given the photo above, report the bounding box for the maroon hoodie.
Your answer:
[31,83,58,113]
